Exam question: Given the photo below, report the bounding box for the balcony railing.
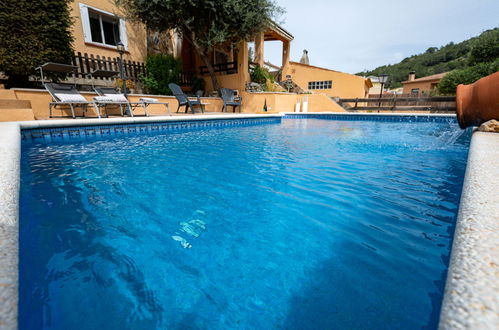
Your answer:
[199,61,238,75]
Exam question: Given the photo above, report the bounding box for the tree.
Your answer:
[438,60,498,95]
[468,29,499,65]
[116,0,283,91]
[0,0,74,87]
[141,54,182,95]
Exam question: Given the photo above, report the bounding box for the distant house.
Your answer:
[366,75,382,95]
[282,62,372,99]
[402,71,448,95]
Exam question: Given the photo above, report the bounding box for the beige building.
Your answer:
[282,62,371,99]
[402,71,448,95]
[72,1,147,62]
[69,1,371,99]
[366,75,383,95]
[0,1,374,120]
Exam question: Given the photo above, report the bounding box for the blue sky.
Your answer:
[262,0,499,73]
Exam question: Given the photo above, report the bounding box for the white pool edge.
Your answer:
[0,113,497,329]
[0,123,20,330]
[438,131,499,329]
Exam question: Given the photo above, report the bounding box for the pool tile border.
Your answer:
[0,112,498,329]
[283,112,457,123]
[21,117,281,143]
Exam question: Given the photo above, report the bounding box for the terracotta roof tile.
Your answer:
[402,72,448,84]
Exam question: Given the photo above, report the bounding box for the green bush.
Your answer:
[191,76,205,93]
[0,0,74,87]
[438,60,499,95]
[250,65,273,84]
[141,54,182,95]
[468,29,499,65]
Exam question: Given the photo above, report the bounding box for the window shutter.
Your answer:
[119,19,128,50]
[79,4,92,43]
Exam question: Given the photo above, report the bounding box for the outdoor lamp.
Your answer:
[116,41,128,102]
[116,42,126,55]
[379,73,389,84]
[378,73,389,107]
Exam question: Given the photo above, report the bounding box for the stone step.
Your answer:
[0,99,31,109]
[0,90,17,99]
[0,108,35,122]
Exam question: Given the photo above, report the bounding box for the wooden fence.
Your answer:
[338,95,456,112]
[71,52,194,87]
[72,52,145,82]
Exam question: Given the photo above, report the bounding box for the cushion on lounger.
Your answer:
[93,96,114,102]
[139,97,159,103]
[104,94,128,102]
[55,93,87,103]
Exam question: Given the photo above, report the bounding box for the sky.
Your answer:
[262,0,499,74]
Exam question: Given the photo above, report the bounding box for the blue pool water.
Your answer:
[20,118,470,329]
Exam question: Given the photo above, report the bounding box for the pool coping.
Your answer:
[0,112,498,329]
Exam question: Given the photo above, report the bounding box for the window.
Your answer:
[308,80,332,90]
[79,3,128,49]
[411,88,420,95]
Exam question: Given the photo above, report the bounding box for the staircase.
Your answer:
[0,90,35,122]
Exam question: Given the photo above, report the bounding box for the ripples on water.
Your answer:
[20,119,470,329]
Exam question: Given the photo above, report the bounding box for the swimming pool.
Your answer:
[20,116,470,329]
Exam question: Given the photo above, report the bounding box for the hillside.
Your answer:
[357,27,499,89]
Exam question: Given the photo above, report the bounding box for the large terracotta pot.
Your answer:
[456,71,499,128]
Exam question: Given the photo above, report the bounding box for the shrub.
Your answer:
[191,76,205,93]
[0,0,74,87]
[141,54,181,95]
[438,61,498,95]
[250,65,273,84]
[115,78,135,90]
[468,29,499,65]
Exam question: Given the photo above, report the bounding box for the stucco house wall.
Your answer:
[401,72,447,95]
[71,0,147,62]
[283,62,370,99]
[402,80,440,94]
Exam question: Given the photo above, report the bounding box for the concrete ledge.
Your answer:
[439,131,499,329]
[0,123,20,330]
[17,113,283,129]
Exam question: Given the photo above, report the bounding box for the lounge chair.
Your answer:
[169,83,204,114]
[93,87,133,117]
[220,88,242,112]
[93,87,171,117]
[196,90,210,112]
[44,83,100,118]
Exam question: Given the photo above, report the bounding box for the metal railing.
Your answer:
[338,96,456,112]
[199,61,238,75]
